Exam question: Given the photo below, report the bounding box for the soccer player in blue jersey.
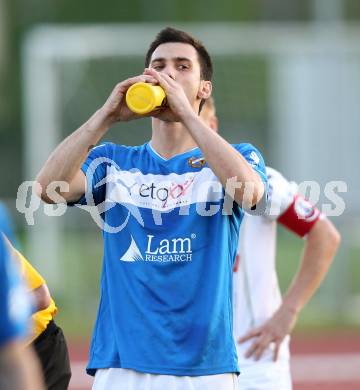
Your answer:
[0,234,45,390]
[36,27,267,389]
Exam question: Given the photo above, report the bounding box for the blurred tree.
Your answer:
[345,0,360,20]
[259,0,310,20]
[0,0,9,127]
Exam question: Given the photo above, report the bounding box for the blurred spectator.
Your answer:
[1,204,71,390]
[0,233,45,390]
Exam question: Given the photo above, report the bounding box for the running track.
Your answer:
[68,332,360,390]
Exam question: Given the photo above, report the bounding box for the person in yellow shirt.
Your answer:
[5,237,71,390]
[0,233,45,390]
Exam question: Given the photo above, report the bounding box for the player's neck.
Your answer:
[150,120,197,160]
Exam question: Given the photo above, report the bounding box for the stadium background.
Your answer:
[0,1,359,389]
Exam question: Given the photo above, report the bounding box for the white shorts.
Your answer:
[92,368,239,390]
[237,361,292,390]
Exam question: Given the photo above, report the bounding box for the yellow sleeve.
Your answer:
[14,251,58,344]
[16,250,45,290]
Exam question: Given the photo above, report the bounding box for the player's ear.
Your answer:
[198,80,212,99]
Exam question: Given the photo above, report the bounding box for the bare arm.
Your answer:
[239,217,341,360]
[35,112,105,204]
[36,74,158,204]
[31,284,51,312]
[182,115,264,208]
[279,218,340,318]
[0,342,45,390]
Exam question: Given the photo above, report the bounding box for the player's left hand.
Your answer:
[238,306,298,361]
[143,68,194,122]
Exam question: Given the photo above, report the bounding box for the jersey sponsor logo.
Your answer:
[107,166,222,212]
[82,162,225,233]
[188,156,206,168]
[119,235,144,262]
[138,178,195,208]
[119,234,196,263]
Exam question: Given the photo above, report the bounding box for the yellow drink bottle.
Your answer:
[126,82,166,114]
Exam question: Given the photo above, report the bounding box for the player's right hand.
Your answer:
[100,75,159,124]
[238,305,298,361]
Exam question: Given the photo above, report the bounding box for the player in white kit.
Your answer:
[201,98,341,389]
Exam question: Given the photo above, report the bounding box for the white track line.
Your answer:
[68,354,360,389]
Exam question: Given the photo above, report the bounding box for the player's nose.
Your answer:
[162,65,176,80]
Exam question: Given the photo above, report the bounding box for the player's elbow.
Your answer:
[311,218,341,258]
[327,221,341,251]
[35,174,72,204]
[32,284,51,311]
[251,182,265,208]
[322,218,341,252]
[238,181,265,209]
[35,175,55,204]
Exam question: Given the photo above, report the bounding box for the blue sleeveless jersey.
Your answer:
[76,142,267,376]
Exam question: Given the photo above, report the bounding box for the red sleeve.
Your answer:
[277,194,321,237]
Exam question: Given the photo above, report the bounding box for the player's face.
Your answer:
[149,42,204,108]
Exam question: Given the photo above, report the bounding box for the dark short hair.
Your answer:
[145,27,213,81]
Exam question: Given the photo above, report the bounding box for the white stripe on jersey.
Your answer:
[105,166,223,211]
